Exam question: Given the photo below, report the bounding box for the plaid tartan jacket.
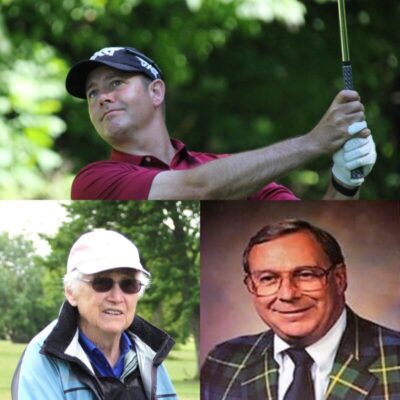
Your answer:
[201,308,400,400]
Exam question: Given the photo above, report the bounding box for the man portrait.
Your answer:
[200,201,400,399]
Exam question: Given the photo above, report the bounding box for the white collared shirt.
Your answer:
[274,309,347,400]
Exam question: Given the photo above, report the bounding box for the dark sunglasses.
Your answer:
[79,277,143,294]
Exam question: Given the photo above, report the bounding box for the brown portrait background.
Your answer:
[200,201,400,365]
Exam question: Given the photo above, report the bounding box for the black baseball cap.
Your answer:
[66,46,163,99]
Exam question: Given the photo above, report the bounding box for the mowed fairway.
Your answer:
[164,338,200,400]
[0,340,26,400]
[0,338,199,400]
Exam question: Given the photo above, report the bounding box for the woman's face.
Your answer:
[66,268,140,343]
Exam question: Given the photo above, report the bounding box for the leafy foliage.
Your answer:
[1,0,399,198]
[0,232,54,342]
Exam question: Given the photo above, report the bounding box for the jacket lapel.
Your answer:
[325,309,378,400]
[240,331,279,400]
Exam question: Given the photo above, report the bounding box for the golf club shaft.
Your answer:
[338,0,363,179]
[338,0,353,90]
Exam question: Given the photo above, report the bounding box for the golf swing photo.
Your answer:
[65,33,377,200]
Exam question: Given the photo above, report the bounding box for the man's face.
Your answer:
[66,268,139,341]
[247,231,347,347]
[85,66,155,147]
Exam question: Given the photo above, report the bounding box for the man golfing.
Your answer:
[66,45,376,200]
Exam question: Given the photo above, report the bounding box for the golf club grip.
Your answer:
[342,63,353,90]
[342,62,364,179]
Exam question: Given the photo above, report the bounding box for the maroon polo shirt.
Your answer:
[71,139,299,200]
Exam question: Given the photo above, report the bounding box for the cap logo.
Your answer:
[136,56,160,79]
[90,47,124,60]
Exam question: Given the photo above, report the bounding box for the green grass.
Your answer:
[164,337,200,400]
[0,338,198,400]
[0,340,26,400]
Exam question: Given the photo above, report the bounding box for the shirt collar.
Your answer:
[79,329,97,352]
[120,331,132,355]
[110,138,187,166]
[306,308,346,373]
[78,329,132,356]
[274,308,347,368]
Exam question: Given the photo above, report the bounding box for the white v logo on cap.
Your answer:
[136,56,160,79]
[90,47,125,60]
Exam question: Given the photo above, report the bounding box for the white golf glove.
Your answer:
[332,135,377,187]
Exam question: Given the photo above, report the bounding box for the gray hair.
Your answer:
[242,219,345,274]
[63,269,150,297]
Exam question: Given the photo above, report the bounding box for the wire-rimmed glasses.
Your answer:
[244,264,338,297]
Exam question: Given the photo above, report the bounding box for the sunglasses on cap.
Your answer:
[78,276,144,294]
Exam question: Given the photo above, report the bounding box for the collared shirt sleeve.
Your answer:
[71,140,299,200]
[248,182,300,200]
[71,161,161,200]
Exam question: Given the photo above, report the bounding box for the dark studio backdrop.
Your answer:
[200,201,400,365]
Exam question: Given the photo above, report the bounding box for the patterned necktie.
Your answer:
[283,348,315,400]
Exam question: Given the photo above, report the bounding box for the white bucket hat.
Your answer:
[67,229,150,276]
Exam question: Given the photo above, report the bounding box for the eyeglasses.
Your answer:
[78,277,144,294]
[244,264,338,297]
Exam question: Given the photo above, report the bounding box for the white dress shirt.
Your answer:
[274,309,347,400]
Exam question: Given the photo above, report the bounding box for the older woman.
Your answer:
[12,229,177,399]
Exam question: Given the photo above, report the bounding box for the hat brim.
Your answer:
[65,60,145,99]
[76,263,151,276]
[74,260,151,277]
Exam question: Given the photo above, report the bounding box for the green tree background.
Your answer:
[0,201,200,373]
[0,0,399,199]
[0,232,55,342]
